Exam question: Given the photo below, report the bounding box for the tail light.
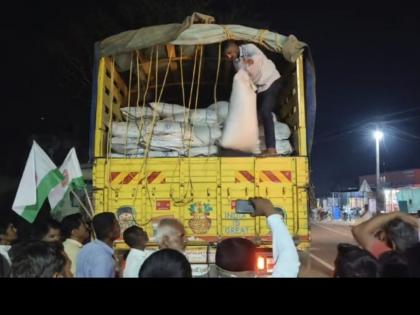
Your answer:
[257,256,266,271]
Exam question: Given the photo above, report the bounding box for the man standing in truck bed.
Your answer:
[224,40,282,156]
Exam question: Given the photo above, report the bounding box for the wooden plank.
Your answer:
[103,75,126,107]
[104,58,128,99]
[165,44,178,71]
[103,96,122,121]
[138,56,192,76]
[102,109,111,128]
[137,50,152,80]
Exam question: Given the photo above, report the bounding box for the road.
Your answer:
[299,221,358,277]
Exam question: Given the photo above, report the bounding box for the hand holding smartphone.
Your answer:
[235,198,285,220]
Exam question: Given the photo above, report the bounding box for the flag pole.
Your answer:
[83,186,94,217]
[70,188,92,219]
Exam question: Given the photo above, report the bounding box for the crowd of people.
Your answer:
[1,196,420,278]
[0,197,302,278]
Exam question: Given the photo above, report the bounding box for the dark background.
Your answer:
[1,0,420,203]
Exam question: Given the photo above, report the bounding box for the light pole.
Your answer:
[373,130,384,213]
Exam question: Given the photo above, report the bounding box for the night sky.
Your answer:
[2,0,420,200]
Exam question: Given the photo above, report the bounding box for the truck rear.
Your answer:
[89,15,316,276]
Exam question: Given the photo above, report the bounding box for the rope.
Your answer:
[130,47,154,209]
[169,45,200,206]
[177,45,187,193]
[256,29,269,49]
[142,46,173,209]
[155,46,158,103]
[222,26,234,40]
[193,46,203,113]
[172,45,190,207]
[187,47,199,112]
[180,45,189,149]
[136,46,161,210]
[133,49,142,159]
[187,44,205,188]
[275,33,282,54]
[173,45,205,207]
[135,47,154,150]
[180,46,186,109]
[213,42,222,124]
[124,52,134,156]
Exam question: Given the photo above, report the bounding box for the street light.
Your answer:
[374,130,383,141]
[373,130,384,213]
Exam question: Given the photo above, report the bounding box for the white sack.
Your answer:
[258,121,291,140]
[207,101,229,121]
[149,102,188,118]
[162,109,219,124]
[120,106,155,119]
[219,70,259,153]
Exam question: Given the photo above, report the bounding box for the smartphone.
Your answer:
[235,200,255,214]
[235,200,286,220]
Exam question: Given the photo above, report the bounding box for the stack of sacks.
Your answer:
[257,116,293,155]
[110,101,226,157]
[111,96,293,157]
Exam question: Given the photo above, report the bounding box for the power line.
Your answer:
[375,106,420,119]
[381,115,420,125]
[314,119,420,146]
[315,107,420,140]
[385,125,420,140]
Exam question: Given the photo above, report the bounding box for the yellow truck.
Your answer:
[88,13,316,276]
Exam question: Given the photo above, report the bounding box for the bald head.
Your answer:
[156,218,186,252]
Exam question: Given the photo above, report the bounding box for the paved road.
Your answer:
[299,222,358,277]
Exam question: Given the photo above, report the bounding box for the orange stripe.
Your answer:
[282,171,292,181]
[263,171,280,183]
[111,172,127,184]
[122,172,138,184]
[259,172,271,183]
[235,173,252,183]
[151,172,166,184]
[131,173,142,184]
[272,171,288,183]
[239,171,254,183]
[147,171,160,184]
[137,175,147,185]
[236,173,247,183]
[110,172,120,182]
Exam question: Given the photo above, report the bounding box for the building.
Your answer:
[359,168,420,189]
[359,168,420,213]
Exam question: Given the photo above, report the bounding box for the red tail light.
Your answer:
[257,256,266,271]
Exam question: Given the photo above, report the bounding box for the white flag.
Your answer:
[48,148,86,213]
[12,141,64,223]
